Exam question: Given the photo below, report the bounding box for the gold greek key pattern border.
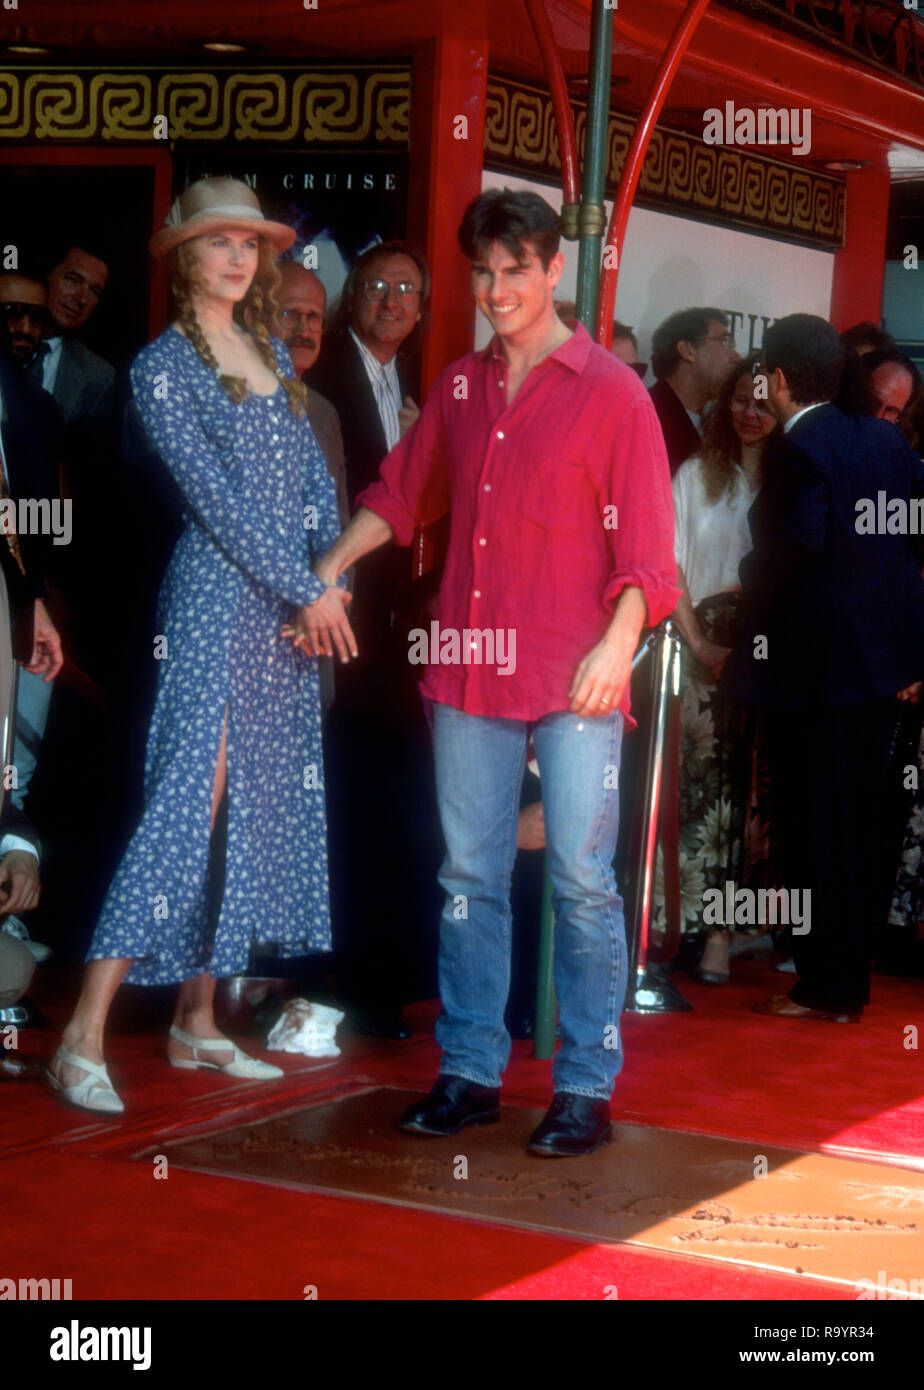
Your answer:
[0,68,411,147]
[0,65,843,245]
[484,74,845,249]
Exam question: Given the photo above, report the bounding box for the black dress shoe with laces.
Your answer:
[528,1093,613,1156]
[398,1075,501,1135]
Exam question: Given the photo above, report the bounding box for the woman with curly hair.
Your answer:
[665,354,778,983]
[48,178,348,1112]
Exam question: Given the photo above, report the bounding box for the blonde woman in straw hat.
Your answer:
[48,178,353,1113]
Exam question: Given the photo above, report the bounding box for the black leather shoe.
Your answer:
[398,1074,501,1135]
[528,1093,613,1157]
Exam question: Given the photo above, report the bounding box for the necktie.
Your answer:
[26,340,50,387]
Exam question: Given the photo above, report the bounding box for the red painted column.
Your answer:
[407,21,488,397]
[829,166,891,332]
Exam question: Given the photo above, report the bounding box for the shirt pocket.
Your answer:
[519,456,590,532]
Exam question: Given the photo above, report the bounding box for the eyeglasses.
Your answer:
[701,332,734,350]
[359,279,421,304]
[1,301,51,325]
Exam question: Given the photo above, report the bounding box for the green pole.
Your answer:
[574,0,615,334]
[534,0,615,1058]
[533,860,557,1059]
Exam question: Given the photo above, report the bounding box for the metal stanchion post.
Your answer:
[625,620,692,1013]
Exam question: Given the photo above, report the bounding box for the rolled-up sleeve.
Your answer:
[600,397,681,624]
[357,370,452,547]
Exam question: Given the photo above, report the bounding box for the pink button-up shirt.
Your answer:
[358,323,679,723]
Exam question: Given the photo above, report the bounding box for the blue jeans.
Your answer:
[431,701,627,1099]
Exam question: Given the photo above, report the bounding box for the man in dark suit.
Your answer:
[35,241,114,429]
[649,307,737,473]
[0,318,64,678]
[725,313,924,1022]
[305,242,442,1037]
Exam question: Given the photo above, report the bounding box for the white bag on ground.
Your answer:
[266,998,344,1057]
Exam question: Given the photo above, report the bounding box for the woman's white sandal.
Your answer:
[47,1045,125,1114]
[167,1025,283,1079]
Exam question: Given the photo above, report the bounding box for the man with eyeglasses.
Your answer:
[307,241,427,501]
[306,241,441,1042]
[649,307,738,474]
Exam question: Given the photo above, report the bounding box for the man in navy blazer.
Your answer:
[725,314,924,1021]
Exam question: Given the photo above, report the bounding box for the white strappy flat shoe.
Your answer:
[167,1025,283,1080]
[47,1045,125,1114]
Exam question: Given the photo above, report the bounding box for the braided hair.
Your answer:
[167,235,308,418]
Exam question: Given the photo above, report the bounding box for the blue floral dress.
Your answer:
[88,327,341,984]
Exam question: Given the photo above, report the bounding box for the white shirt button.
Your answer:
[473,589,481,598]
[483,483,492,492]
[496,430,504,440]
[479,537,487,546]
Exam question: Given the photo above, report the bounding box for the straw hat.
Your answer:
[149,177,296,259]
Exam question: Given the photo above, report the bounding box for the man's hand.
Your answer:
[898,681,922,704]
[398,396,420,438]
[695,637,732,680]
[0,850,40,915]
[569,639,634,716]
[292,587,357,663]
[569,586,647,717]
[23,598,63,682]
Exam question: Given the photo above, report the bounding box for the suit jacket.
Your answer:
[305,328,411,506]
[649,377,701,475]
[305,328,419,716]
[51,338,115,429]
[724,404,924,708]
[0,362,67,659]
[304,385,349,528]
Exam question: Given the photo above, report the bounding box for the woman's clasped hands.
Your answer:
[281,583,358,662]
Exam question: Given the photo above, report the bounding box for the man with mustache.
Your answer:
[273,260,327,376]
[269,260,347,526]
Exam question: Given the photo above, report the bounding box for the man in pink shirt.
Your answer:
[299,189,679,1156]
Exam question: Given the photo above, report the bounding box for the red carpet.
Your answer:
[3,959,922,1300]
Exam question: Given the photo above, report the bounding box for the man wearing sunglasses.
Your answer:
[0,273,53,366]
